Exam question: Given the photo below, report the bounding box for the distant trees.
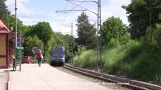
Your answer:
[0,0,9,25]
[76,12,96,49]
[23,22,53,58]
[28,22,53,44]
[102,16,128,45]
[9,15,27,35]
[54,32,75,62]
[123,0,161,39]
[24,36,42,56]
[0,0,76,62]
[21,22,75,61]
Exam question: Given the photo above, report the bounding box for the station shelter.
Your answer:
[0,19,27,68]
[0,20,11,68]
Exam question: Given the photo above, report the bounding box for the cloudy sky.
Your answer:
[6,0,131,37]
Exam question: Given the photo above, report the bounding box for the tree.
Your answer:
[123,0,161,39]
[44,32,65,59]
[54,32,76,62]
[54,32,65,45]
[23,36,42,56]
[33,22,53,58]
[102,16,128,45]
[0,0,9,26]
[63,34,76,62]
[64,34,75,48]
[9,15,27,35]
[30,22,53,44]
[76,12,96,49]
[24,22,53,59]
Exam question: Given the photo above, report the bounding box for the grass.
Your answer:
[74,40,161,84]
[102,40,141,75]
[74,50,97,68]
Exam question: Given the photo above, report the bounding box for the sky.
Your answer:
[5,0,131,37]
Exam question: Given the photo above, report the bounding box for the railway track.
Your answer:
[54,66,127,90]
[62,64,161,90]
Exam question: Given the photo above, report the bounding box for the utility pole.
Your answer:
[15,0,17,55]
[96,0,99,70]
[56,0,102,70]
[98,0,102,67]
[15,0,17,49]
[71,23,73,65]
[19,33,22,71]
[14,0,18,71]
[95,0,102,69]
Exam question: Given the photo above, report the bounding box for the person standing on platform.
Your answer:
[36,49,42,67]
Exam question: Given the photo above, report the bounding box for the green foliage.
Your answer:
[102,40,141,74]
[75,46,86,56]
[51,32,64,45]
[123,0,161,39]
[30,22,53,44]
[102,16,128,45]
[24,25,34,36]
[23,22,76,62]
[23,35,42,56]
[74,25,161,84]
[53,32,76,62]
[74,50,97,68]
[121,26,161,82]
[9,15,27,35]
[107,38,120,49]
[25,22,53,59]
[0,0,9,26]
[76,12,96,49]
[64,34,76,48]
[141,24,161,51]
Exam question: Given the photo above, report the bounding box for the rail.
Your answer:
[64,64,161,90]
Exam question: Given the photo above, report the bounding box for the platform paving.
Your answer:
[9,64,113,90]
[0,69,8,90]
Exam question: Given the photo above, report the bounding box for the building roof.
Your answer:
[0,20,10,34]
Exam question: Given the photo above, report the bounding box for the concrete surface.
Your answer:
[9,64,113,90]
[0,69,8,90]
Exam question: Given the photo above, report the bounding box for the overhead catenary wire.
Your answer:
[59,1,68,30]
[66,0,102,69]
[56,0,102,69]
[59,0,87,31]
[68,0,87,11]
[67,0,97,15]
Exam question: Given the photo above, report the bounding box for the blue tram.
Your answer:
[50,46,65,66]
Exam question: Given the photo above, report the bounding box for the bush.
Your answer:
[103,39,141,74]
[74,25,161,84]
[75,46,87,56]
[126,25,161,83]
[102,25,161,84]
[74,50,97,68]
[107,38,120,49]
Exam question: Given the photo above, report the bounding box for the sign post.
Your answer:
[15,34,23,71]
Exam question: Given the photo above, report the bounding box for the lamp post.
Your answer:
[0,9,9,28]
[15,0,17,49]
[13,0,18,71]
